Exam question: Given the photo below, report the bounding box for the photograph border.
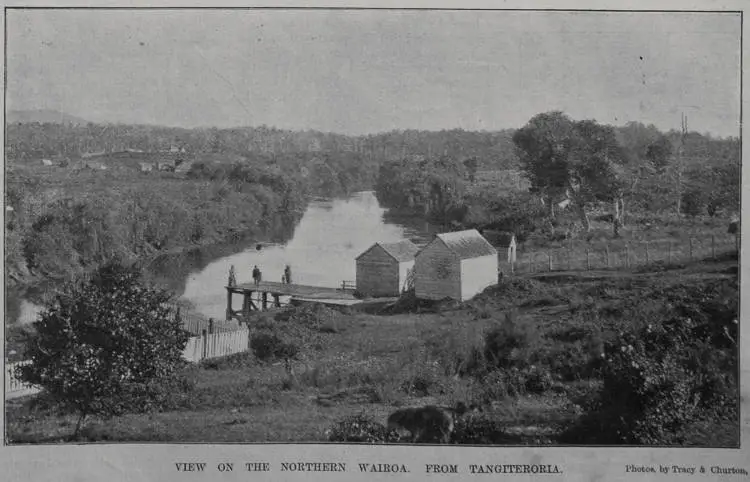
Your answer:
[1,1,747,480]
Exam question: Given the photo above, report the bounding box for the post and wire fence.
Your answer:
[502,234,738,275]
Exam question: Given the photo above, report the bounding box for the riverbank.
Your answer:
[6,255,738,445]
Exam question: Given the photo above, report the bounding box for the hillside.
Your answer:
[6,255,738,445]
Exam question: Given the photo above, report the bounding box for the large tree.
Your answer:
[513,112,624,232]
[17,263,190,439]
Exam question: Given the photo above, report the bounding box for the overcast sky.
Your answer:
[5,9,741,137]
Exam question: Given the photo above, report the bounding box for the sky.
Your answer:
[5,9,742,137]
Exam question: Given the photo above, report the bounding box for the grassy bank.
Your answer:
[6,254,738,445]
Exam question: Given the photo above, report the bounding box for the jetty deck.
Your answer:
[229,281,356,300]
[225,281,358,319]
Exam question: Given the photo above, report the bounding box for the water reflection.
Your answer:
[5,192,438,324]
[181,191,437,319]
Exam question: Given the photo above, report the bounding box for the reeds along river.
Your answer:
[5,191,439,324]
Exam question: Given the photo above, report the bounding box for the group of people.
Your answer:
[252,264,292,285]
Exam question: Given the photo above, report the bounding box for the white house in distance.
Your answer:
[356,240,419,297]
[482,230,517,263]
[415,229,498,302]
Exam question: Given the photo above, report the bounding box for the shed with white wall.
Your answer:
[415,229,498,302]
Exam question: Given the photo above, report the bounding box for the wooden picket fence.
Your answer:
[5,360,41,399]
[181,326,250,363]
[5,327,251,399]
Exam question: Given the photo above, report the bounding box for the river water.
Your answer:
[6,191,439,324]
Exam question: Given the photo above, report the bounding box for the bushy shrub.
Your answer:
[483,312,539,370]
[681,189,707,217]
[476,368,528,402]
[524,366,554,394]
[250,333,298,362]
[17,262,191,438]
[562,311,737,445]
[326,412,399,443]
[399,366,446,396]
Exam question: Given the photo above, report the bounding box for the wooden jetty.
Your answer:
[225,280,358,320]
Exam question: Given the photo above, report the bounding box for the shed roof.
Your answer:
[357,239,419,263]
[434,229,497,259]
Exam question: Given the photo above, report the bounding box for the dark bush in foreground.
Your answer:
[561,285,738,445]
[250,333,298,362]
[16,263,191,438]
[483,312,540,370]
[326,413,399,443]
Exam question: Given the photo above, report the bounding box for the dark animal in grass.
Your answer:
[386,402,480,444]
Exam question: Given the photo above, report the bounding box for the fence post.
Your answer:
[645,241,650,264]
[712,235,716,260]
[567,249,571,271]
[586,248,590,270]
[548,252,552,272]
[201,329,208,360]
[668,241,673,264]
[626,244,630,268]
[605,244,610,268]
[208,318,214,335]
[688,238,693,261]
[528,255,532,274]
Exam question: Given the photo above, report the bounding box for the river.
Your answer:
[6,191,439,324]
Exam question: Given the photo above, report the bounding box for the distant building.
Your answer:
[41,159,54,166]
[157,160,176,171]
[81,150,105,159]
[84,160,107,170]
[174,160,193,174]
[414,229,497,302]
[140,162,154,172]
[356,240,419,297]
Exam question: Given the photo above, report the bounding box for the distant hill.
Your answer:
[7,109,90,125]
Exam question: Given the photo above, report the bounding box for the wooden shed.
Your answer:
[356,240,419,297]
[415,229,498,302]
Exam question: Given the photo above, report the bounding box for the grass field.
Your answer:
[5,253,738,446]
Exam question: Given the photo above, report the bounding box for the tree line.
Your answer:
[374,111,739,239]
[5,122,520,170]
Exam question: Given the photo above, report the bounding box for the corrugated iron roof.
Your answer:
[435,229,497,259]
[357,240,419,262]
[379,240,419,262]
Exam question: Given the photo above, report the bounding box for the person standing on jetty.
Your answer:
[284,265,292,284]
[252,265,261,285]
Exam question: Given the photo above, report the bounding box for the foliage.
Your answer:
[512,111,626,230]
[645,134,674,171]
[5,166,307,284]
[250,333,298,362]
[483,312,540,370]
[562,279,738,445]
[375,155,467,224]
[16,263,191,437]
[681,189,706,217]
[326,412,399,443]
[463,190,547,242]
